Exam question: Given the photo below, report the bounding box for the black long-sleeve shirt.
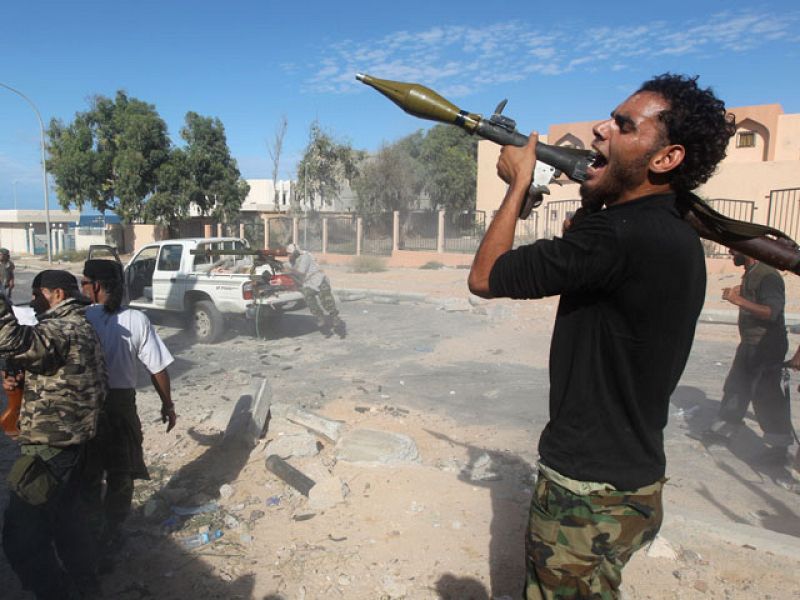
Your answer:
[489,193,705,490]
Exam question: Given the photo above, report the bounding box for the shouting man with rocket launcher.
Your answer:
[358,72,800,599]
[467,75,733,598]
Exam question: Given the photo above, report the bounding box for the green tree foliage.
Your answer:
[297,121,361,210]
[47,91,170,222]
[177,112,249,223]
[46,92,248,229]
[352,134,424,213]
[351,125,477,215]
[419,124,477,212]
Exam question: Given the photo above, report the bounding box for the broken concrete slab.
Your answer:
[308,475,350,510]
[223,378,271,449]
[335,429,420,465]
[270,404,344,442]
[265,432,320,459]
[268,417,314,436]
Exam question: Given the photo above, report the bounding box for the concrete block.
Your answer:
[265,432,320,459]
[335,428,419,465]
[223,378,271,449]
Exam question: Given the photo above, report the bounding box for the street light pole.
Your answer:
[13,180,18,210]
[0,82,52,262]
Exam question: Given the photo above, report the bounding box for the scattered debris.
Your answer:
[646,535,678,560]
[171,502,219,516]
[265,454,316,497]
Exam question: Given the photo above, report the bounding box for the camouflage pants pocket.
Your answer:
[7,455,61,507]
[525,476,664,600]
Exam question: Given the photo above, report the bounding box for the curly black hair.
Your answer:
[637,73,736,193]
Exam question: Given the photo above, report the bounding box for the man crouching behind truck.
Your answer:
[468,74,735,599]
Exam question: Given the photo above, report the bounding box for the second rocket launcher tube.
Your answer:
[357,73,594,183]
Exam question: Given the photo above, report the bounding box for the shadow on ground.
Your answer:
[0,392,264,599]
[425,429,534,600]
[672,385,800,539]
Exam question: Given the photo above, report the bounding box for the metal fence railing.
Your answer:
[398,210,438,251]
[513,212,539,248]
[444,210,485,254]
[326,215,357,254]
[361,213,393,256]
[768,188,800,244]
[297,217,323,253]
[267,217,293,249]
[703,198,756,257]
[539,199,582,240]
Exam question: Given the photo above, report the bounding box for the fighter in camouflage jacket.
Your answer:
[0,295,106,446]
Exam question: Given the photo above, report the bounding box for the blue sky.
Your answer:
[2,0,799,212]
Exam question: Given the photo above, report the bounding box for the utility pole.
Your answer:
[0,83,52,262]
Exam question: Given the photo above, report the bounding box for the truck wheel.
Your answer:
[192,300,224,343]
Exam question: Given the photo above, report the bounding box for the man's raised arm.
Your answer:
[468,132,538,298]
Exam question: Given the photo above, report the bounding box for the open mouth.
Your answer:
[586,151,607,178]
[591,152,607,169]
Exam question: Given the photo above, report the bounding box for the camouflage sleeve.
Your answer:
[0,296,66,375]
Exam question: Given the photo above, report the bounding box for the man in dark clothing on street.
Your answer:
[702,250,792,464]
[469,74,735,599]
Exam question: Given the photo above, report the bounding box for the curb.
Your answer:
[662,508,800,560]
[337,288,800,328]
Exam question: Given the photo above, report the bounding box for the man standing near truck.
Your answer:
[80,259,176,566]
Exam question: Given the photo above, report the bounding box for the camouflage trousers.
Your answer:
[525,473,664,599]
[302,278,339,322]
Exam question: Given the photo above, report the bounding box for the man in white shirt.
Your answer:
[80,259,176,561]
[286,243,344,336]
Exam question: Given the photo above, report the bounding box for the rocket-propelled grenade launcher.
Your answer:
[356,73,595,218]
[356,73,800,275]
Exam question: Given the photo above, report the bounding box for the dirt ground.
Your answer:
[2,258,800,599]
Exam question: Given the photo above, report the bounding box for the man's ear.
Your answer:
[650,144,685,174]
[51,288,67,305]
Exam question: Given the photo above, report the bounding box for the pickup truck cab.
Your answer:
[96,238,304,343]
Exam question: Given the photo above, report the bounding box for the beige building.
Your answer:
[477,103,800,242]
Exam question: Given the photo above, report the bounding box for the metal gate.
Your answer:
[267,217,293,250]
[767,188,800,244]
[514,212,539,248]
[297,216,323,253]
[540,199,582,239]
[326,215,357,254]
[398,210,438,251]
[704,198,756,256]
[444,210,485,254]
[362,213,393,256]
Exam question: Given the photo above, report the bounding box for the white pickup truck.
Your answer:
[92,237,304,343]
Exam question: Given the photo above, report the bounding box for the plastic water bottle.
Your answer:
[178,529,223,549]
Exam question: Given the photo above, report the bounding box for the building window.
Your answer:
[737,131,756,148]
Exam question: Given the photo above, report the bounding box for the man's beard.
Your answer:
[579,153,651,211]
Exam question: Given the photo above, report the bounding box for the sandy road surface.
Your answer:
[0,258,798,599]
